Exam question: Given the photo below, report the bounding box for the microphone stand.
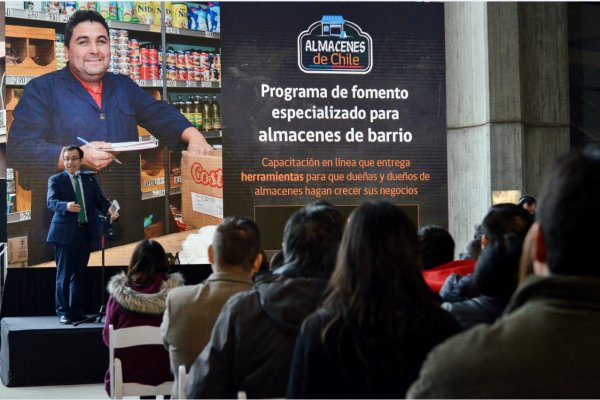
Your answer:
[74,214,109,326]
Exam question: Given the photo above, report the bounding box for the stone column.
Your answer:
[445,2,569,253]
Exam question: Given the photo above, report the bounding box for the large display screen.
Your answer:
[4,2,446,266]
[222,2,447,250]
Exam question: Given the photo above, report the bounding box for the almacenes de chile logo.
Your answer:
[298,15,373,74]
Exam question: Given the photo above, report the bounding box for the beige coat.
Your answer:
[160,271,253,398]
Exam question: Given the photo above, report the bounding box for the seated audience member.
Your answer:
[161,217,262,398]
[420,225,477,293]
[518,194,537,215]
[439,205,532,303]
[418,225,455,270]
[441,204,533,329]
[103,239,183,395]
[518,225,536,284]
[459,237,482,260]
[422,258,477,294]
[269,249,285,271]
[287,201,461,399]
[258,249,270,273]
[185,202,343,399]
[408,145,600,398]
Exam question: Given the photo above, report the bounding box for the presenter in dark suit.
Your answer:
[47,145,119,324]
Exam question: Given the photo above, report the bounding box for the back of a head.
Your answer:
[481,203,534,240]
[282,202,343,278]
[460,238,482,260]
[474,204,533,296]
[326,201,433,320]
[213,216,261,271]
[518,195,536,209]
[128,239,169,287]
[418,225,455,269]
[474,233,523,297]
[537,145,600,276]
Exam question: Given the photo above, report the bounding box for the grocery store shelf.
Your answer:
[136,79,221,89]
[7,75,221,89]
[6,8,220,40]
[141,186,181,201]
[7,211,31,224]
[106,19,162,33]
[166,26,220,40]
[202,130,223,139]
[5,8,69,22]
[6,76,34,86]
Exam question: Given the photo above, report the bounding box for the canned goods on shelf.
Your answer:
[141,48,150,64]
[166,67,176,81]
[149,49,159,65]
[192,52,200,67]
[201,68,210,81]
[176,51,186,69]
[140,65,150,80]
[167,50,176,65]
[200,53,209,69]
[149,65,159,80]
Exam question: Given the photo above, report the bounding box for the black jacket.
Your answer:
[287,306,461,398]
[185,270,329,399]
[442,295,509,330]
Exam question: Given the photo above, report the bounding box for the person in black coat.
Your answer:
[441,204,534,330]
[287,201,461,399]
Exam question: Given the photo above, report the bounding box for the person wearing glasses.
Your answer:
[47,145,119,324]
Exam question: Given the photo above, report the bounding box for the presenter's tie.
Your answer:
[73,175,86,224]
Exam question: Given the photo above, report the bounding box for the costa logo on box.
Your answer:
[298,15,373,74]
[191,162,223,188]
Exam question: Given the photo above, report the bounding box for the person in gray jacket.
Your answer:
[161,217,263,398]
[185,202,343,399]
[408,145,600,398]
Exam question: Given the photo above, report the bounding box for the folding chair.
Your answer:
[109,324,174,399]
[178,365,188,399]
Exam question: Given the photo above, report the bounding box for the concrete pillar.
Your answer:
[445,2,569,253]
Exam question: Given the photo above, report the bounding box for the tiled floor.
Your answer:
[0,382,106,399]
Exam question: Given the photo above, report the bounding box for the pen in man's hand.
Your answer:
[76,136,123,165]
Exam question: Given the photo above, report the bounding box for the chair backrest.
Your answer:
[178,364,188,399]
[109,324,174,399]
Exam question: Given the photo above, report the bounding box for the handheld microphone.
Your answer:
[76,171,98,176]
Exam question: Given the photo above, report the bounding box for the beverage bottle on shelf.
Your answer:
[185,99,193,124]
[211,95,222,129]
[176,95,185,115]
[203,95,213,130]
[193,95,203,130]
[187,96,196,126]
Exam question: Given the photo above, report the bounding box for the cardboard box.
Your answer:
[8,236,28,265]
[181,150,223,228]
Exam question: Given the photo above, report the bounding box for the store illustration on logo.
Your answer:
[298,15,373,74]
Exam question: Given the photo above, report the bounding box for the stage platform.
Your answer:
[0,264,211,318]
[0,316,107,387]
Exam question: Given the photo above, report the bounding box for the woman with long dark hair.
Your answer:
[102,239,184,395]
[287,201,460,398]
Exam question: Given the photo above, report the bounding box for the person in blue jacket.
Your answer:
[48,145,119,324]
[7,10,213,265]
